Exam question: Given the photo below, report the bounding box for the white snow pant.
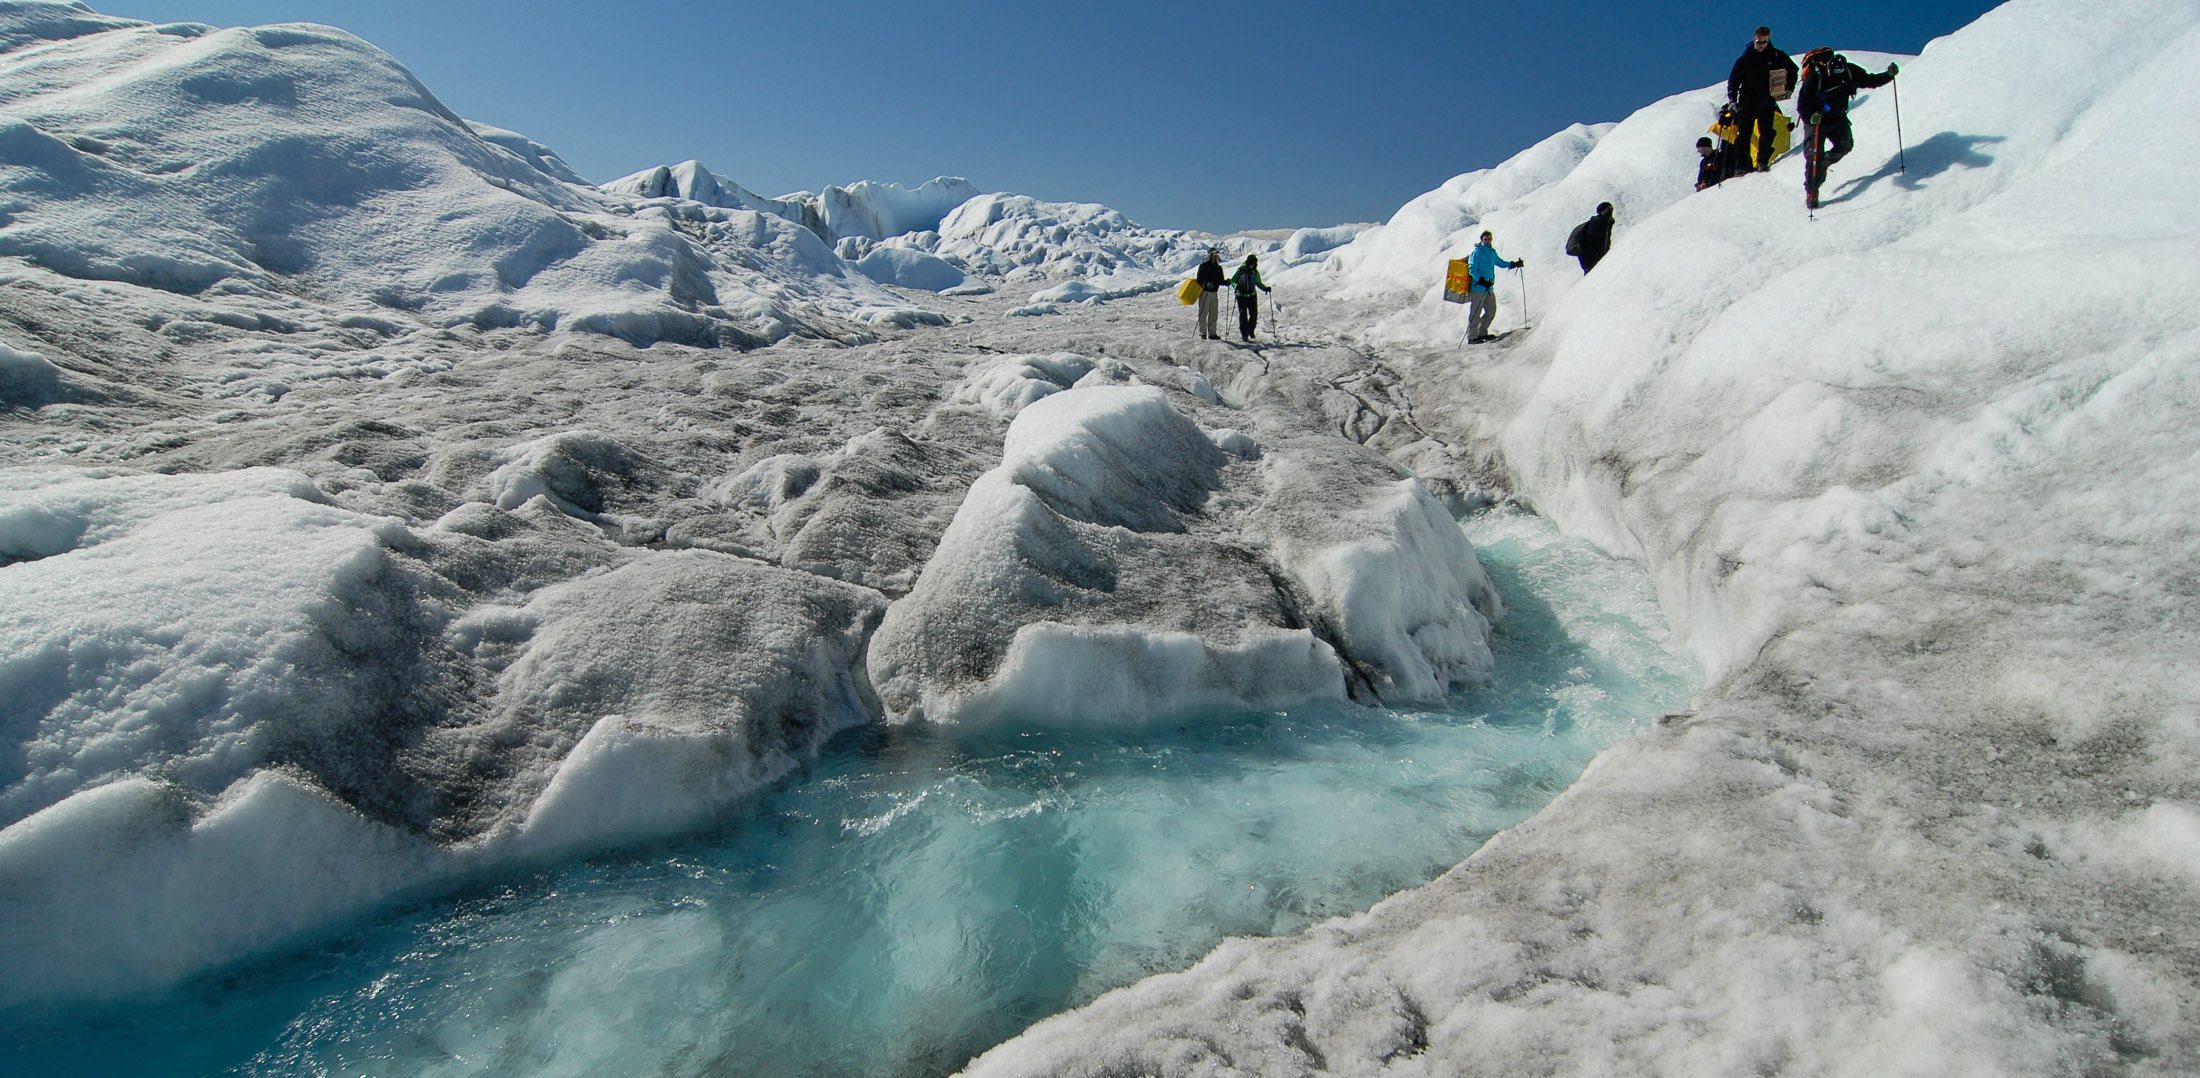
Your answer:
[1197,289,1220,337]
[1468,290,1497,339]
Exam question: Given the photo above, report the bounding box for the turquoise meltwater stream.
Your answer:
[1,508,1700,1077]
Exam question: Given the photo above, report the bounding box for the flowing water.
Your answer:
[1,508,1699,1077]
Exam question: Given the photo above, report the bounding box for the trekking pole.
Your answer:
[1893,76,1907,173]
[1517,265,1531,329]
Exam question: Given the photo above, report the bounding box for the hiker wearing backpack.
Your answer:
[1465,231,1521,344]
[1797,49,1899,209]
[1230,254,1271,341]
[1727,26,1799,173]
[1565,203,1616,274]
[1195,248,1228,339]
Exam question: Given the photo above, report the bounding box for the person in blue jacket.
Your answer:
[1466,231,1522,343]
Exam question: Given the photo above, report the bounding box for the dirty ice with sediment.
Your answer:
[1,0,2196,1074]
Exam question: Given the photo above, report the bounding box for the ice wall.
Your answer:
[601,162,981,247]
[934,193,1214,289]
[601,159,816,224]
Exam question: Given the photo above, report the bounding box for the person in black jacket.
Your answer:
[1798,51,1899,208]
[1727,26,1798,173]
[1568,203,1616,274]
[1194,248,1228,339]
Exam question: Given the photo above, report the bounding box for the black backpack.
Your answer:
[1565,221,1589,257]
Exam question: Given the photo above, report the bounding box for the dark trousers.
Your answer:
[1738,101,1778,170]
[1236,293,1258,339]
[1720,141,1750,181]
[1805,116,1855,191]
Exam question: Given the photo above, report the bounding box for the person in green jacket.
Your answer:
[1230,254,1272,341]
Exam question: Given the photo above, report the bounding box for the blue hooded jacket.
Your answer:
[1467,241,1518,293]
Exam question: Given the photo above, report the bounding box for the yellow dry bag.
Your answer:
[1177,278,1202,305]
[1768,111,1793,165]
[1442,259,1472,304]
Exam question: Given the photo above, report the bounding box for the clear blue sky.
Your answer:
[106,0,2003,233]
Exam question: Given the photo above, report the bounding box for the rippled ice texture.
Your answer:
[0,508,1695,1077]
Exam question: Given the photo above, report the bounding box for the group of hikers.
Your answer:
[1699,25,1898,209]
[1191,248,1271,341]
[1185,25,1900,344]
[1459,25,1900,339]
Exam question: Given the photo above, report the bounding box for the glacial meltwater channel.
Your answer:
[1,508,1699,1077]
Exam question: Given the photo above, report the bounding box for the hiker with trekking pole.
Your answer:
[1465,230,1522,344]
[1230,254,1272,342]
[1797,49,1899,210]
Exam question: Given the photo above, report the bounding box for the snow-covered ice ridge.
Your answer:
[605,158,1335,301]
[0,1,1345,355]
[0,3,928,348]
[3,0,2198,1073]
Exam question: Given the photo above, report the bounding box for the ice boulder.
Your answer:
[0,340,63,407]
[0,461,899,1002]
[867,386,1503,725]
[952,351,1098,418]
[0,769,448,1009]
[1249,434,1505,699]
[853,245,967,291]
[0,466,441,830]
[477,430,653,520]
[1280,224,1371,262]
[485,551,889,856]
